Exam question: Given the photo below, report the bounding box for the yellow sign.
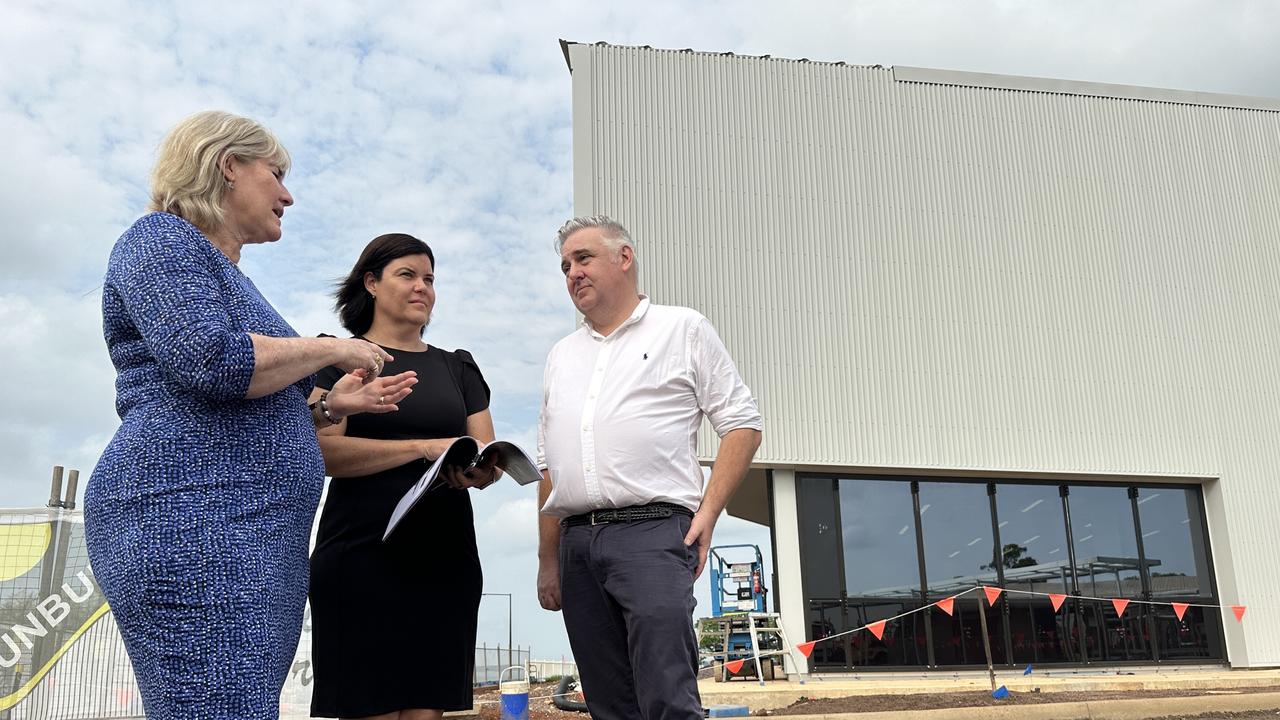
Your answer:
[0,514,111,712]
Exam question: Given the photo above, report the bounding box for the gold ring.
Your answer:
[379,395,385,405]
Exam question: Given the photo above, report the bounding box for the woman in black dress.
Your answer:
[309,233,497,720]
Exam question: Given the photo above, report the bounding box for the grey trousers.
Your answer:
[559,513,702,720]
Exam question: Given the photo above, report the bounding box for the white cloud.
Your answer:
[477,497,540,559]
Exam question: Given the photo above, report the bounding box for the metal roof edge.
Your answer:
[892,65,1280,113]
[557,39,885,72]
[558,41,1280,112]
[559,38,573,72]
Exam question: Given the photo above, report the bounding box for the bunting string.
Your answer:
[476,585,1252,696]
[790,585,1248,660]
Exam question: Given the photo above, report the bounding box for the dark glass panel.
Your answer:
[917,482,1000,596]
[797,476,844,605]
[807,599,930,668]
[928,596,1008,666]
[838,478,921,598]
[1005,594,1074,663]
[916,481,1004,666]
[994,483,1074,663]
[993,484,1072,594]
[1135,487,1213,598]
[1067,485,1143,599]
[1078,598,1152,662]
[1153,605,1223,660]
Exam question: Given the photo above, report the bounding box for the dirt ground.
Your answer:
[469,682,1280,719]
[761,685,1280,716]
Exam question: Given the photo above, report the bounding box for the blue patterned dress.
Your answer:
[85,212,325,719]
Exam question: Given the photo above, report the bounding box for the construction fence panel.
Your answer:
[1,508,541,719]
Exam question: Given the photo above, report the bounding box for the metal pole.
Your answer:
[977,594,996,691]
[34,465,75,692]
[1129,487,1159,662]
[63,469,80,511]
[483,593,514,670]
[1060,485,1088,663]
[987,482,1014,665]
[48,465,65,508]
[909,481,936,667]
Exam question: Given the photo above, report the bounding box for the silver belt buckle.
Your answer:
[590,510,598,526]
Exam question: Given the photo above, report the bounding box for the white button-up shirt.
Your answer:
[538,297,763,518]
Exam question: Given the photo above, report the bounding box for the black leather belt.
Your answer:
[561,502,694,528]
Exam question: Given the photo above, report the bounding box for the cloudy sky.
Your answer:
[4,0,1277,662]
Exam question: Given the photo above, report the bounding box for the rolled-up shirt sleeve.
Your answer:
[690,317,762,437]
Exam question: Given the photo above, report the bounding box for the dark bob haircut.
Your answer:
[335,233,435,337]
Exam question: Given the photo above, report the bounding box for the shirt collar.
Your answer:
[585,295,650,340]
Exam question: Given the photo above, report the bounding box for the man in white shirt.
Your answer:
[536,215,763,720]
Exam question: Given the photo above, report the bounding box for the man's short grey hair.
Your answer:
[556,215,633,255]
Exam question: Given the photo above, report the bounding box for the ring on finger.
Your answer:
[378,395,385,405]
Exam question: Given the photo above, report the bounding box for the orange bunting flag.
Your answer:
[1232,605,1247,623]
[797,641,816,657]
[1171,602,1189,621]
[1049,594,1066,612]
[936,597,955,616]
[725,659,745,674]
[867,620,887,640]
[983,586,1003,606]
[1112,599,1130,617]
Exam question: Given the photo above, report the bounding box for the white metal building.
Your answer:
[561,40,1280,670]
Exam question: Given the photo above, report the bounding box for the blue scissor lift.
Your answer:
[702,545,805,684]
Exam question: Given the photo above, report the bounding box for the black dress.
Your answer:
[309,346,489,718]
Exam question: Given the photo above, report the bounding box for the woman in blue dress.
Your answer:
[85,110,418,719]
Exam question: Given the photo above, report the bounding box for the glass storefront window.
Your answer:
[795,474,1221,668]
[994,484,1072,593]
[1067,485,1142,598]
[1065,485,1149,662]
[993,483,1074,664]
[1136,487,1213,598]
[1153,605,1221,660]
[838,478,920,598]
[917,482,1006,666]
[917,482,1000,596]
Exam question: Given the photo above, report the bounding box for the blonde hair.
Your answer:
[147,110,291,233]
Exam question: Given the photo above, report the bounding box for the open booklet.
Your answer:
[383,437,541,541]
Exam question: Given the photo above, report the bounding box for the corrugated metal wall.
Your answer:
[566,42,1280,665]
